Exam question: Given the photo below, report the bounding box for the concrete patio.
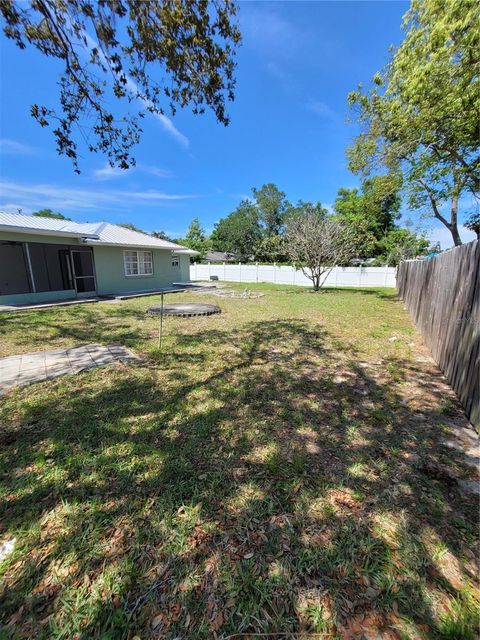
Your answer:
[0,344,141,394]
[0,284,201,312]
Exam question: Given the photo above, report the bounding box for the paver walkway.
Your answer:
[0,344,141,394]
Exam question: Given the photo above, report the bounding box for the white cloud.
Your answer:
[93,163,173,181]
[0,179,198,212]
[151,111,189,149]
[93,165,131,180]
[0,202,33,214]
[0,139,38,156]
[428,224,477,249]
[141,165,173,178]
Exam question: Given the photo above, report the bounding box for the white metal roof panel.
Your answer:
[0,212,195,252]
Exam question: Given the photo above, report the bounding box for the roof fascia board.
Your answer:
[83,240,195,253]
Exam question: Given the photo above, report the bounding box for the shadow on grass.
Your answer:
[0,304,150,354]
[0,319,478,639]
[282,286,400,302]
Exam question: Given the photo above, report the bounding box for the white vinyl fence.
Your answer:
[190,263,397,288]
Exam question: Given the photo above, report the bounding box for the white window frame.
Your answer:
[123,250,154,277]
[171,255,180,268]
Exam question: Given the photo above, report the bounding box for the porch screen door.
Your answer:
[71,250,96,295]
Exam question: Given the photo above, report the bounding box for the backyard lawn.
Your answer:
[0,284,478,640]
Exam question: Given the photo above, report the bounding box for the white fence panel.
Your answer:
[190,263,396,288]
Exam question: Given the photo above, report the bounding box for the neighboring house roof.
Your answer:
[0,212,196,254]
[205,250,236,262]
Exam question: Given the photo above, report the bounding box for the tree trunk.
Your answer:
[450,223,462,246]
[418,177,463,247]
[450,191,462,246]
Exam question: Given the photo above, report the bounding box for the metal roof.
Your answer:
[0,212,196,253]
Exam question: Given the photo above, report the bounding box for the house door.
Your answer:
[71,250,97,296]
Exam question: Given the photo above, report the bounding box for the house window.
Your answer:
[172,255,180,268]
[123,250,153,276]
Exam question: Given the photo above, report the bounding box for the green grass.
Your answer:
[0,284,478,639]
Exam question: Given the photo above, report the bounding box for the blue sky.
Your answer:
[0,1,475,247]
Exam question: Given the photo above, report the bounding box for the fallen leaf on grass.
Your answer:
[170,602,181,622]
[151,613,163,629]
[210,610,223,631]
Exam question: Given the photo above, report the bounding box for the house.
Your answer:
[204,250,236,263]
[0,212,196,306]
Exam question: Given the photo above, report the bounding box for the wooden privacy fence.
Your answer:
[397,240,479,428]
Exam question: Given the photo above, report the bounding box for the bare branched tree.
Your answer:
[285,207,355,291]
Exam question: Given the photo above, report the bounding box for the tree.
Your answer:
[376,228,430,266]
[252,183,291,236]
[151,230,173,242]
[348,0,479,247]
[1,0,241,172]
[333,176,401,257]
[118,222,145,233]
[180,217,210,259]
[464,211,480,240]
[210,200,261,261]
[253,234,289,263]
[334,188,376,258]
[285,205,355,291]
[32,208,70,220]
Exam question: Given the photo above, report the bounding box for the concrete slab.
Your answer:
[0,373,20,387]
[0,297,104,313]
[0,343,141,394]
[0,356,22,371]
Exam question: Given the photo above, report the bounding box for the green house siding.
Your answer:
[93,246,182,295]
[0,230,192,306]
[179,255,191,282]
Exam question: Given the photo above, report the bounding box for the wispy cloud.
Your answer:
[142,165,173,178]
[265,61,291,83]
[93,165,131,180]
[150,111,189,149]
[0,138,39,156]
[92,163,172,181]
[0,202,33,215]
[241,7,300,57]
[0,179,198,212]
[304,100,337,120]
[82,32,190,149]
